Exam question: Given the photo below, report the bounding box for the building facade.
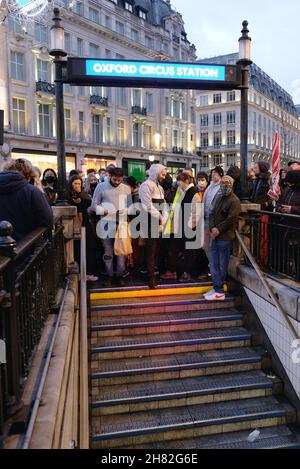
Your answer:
[0,0,201,180]
[196,53,300,171]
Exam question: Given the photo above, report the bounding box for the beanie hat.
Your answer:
[285,170,300,185]
[226,166,241,180]
[211,166,224,178]
[258,161,270,174]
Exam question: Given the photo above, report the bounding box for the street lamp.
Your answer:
[49,8,67,204]
[237,20,252,201]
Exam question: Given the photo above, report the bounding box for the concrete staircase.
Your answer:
[88,282,300,449]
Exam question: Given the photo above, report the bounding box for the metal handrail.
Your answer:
[79,227,89,449]
[236,229,300,340]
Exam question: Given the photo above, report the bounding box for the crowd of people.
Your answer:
[0,157,299,299]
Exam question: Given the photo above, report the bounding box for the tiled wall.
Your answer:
[245,288,300,398]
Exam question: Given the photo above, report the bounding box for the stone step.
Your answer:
[89,282,218,301]
[90,309,244,337]
[128,425,300,449]
[90,326,252,361]
[90,396,296,449]
[91,370,282,416]
[90,294,235,319]
[90,346,269,386]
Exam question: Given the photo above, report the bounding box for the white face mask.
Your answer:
[198,181,208,191]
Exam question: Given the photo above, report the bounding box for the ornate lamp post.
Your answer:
[49,8,67,203]
[237,20,252,201]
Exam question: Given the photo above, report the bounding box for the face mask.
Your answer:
[90,182,97,188]
[45,176,55,184]
[198,181,208,191]
[220,185,233,196]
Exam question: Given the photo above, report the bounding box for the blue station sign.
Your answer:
[66,58,240,90]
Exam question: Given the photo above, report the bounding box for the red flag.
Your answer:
[268,131,281,201]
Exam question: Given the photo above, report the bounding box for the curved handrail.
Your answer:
[236,229,299,340]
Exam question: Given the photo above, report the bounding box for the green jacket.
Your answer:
[209,193,241,241]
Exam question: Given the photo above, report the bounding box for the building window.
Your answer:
[227,111,236,125]
[78,86,85,97]
[79,111,84,141]
[172,129,179,148]
[213,93,222,104]
[105,49,111,58]
[171,99,180,118]
[145,125,152,148]
[89,7,99,23]
[116,21,125,35]
[8,15,23,34]
[34,23,48,43]
[227,91,236,102]
[75,1,83,15]
[200,132,209,148]
[164,128,168,148]
[213,131,222,148]
[132,89,142,107]
[65,109,71,140]
[117,119,125,146]
[105,15,111,28]
[227,130,236,146]
[138,9,147,20]
[227,153,236,167]
[200,114,208,127]
[200,95,208,106]
[10,51,25,81]
[38,103,52,137]
[200,155,209,168]
[105,117,112,144]
[89,43,99,57]
[191,107,196,124]
[64,32,71,52]
[145,35,154,49]
[125,2,133,12]
[213,154,223,166]
[146,93,153,113]
[12,98,26,133]
[117,88,127,106]
[77,38,83,55]
[165,97,170,115]
[180,102,185,120]
[92,115,103,144]
[133,123,142,147]
[214,112,222,126]
[131,29,139,42]
[36,59,49,82]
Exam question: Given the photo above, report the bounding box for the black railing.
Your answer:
[35,80,56,95]
[172,146,184,154]
[131,105,147,116]
[0,218,65,439]
[244,210,300,282]
[89,95,109,107]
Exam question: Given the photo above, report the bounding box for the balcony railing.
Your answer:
[172,147,184,154]
[89,95,109,107]
[0,218,65,437]
[35,80,55,95]
[131,105,147,116]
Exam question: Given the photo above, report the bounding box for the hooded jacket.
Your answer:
[250,165,272,210]
[0,171,53,241]
[139,165,169,222]
[277,170,300,216]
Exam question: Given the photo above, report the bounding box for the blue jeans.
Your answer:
[102,238,126,277]
[209,239,233,293]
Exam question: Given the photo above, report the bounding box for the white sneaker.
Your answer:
[204,289,215,298]
[205,292,226,301]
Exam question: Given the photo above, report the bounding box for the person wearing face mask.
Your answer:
[196,172,209,202]
[204,176,241,301]
[92,167,133,287]
[42,168,58,206]
[85,172,98,198]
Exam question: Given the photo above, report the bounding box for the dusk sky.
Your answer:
[171,0,300,104]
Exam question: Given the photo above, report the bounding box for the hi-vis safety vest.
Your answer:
[163,188,182,236]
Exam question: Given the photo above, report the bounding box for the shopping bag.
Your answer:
[114,221,133,256]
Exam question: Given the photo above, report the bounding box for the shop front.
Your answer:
[81,156,116,174]
[11,149,76,176]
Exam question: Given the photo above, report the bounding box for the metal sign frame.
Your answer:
[66,58,242,90]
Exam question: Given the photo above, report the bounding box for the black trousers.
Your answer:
[145,237,161,278]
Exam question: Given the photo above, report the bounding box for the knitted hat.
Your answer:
[258,161,270,174]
